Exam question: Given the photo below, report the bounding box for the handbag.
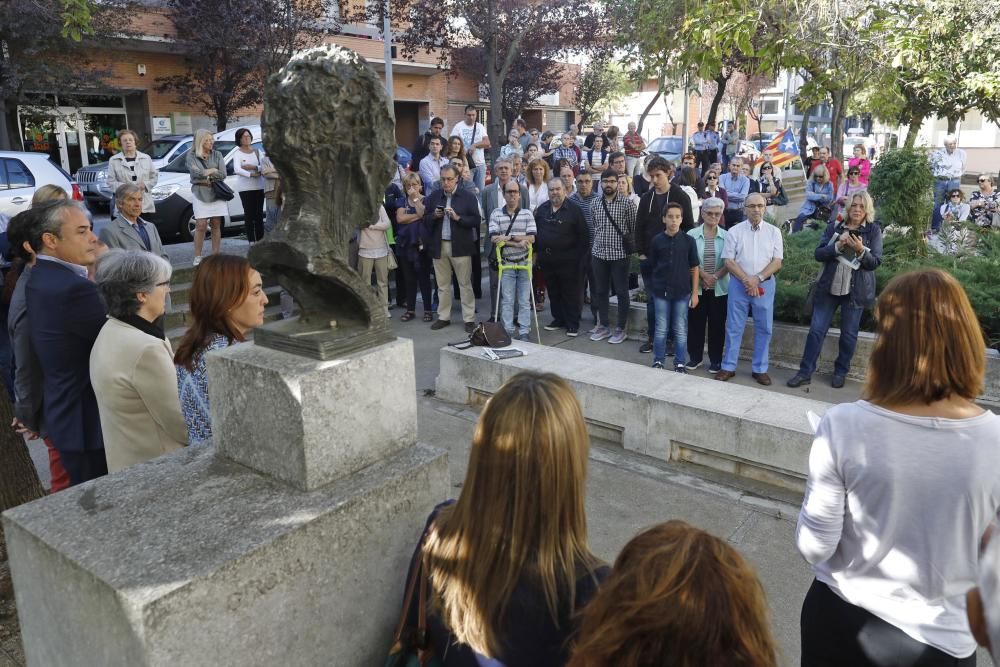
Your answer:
[384,559,442,667]
[772,182,788,207]
[470,321,511,348]
[212,180,235,202]
[602,198,636,255]
[386,248,398,271]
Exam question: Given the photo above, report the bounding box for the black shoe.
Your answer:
[566,327,579,337]
[831,375,846,388]
[639,341,653,353]
[430,319,451,330]
[786,374,811,388]
[544,320,566,331]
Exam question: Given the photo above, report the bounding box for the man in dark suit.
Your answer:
[26,200,108,485]
[423,164,481,333]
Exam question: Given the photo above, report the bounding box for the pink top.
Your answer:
[848,157,871,185]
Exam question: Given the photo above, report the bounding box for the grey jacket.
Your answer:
[107,152,158,213]
[187,150,226,203]
[99,216,169,260]
[8,265,44,435]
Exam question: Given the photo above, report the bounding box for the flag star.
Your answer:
[782,139,796,151]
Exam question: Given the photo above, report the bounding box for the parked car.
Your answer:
[0,151,84,219]
[75,134,195,209]
[638,136,683,173]
[146,139,264,241]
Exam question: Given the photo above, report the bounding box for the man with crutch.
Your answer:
[489,183,538,341]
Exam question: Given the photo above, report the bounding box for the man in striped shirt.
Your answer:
[489,185,536,340]
[589,169,637,344]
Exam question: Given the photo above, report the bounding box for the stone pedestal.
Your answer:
[3,339,448,666]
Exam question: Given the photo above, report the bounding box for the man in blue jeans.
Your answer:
[648,203,700,372]
[716,193,784,386]
[929,135,966,233]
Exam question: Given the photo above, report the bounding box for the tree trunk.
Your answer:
[904,112,925,149]
[947,114,961,134]
[829,89,848,164]
[637,78,665,136]
[0,97,11,152]
[706,72,730,126]
[798,105,812,164]
[0,393,45,514]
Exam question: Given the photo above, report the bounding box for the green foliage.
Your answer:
[774,229,1000,348]
[866,148,934,239]
[59,0,96,41]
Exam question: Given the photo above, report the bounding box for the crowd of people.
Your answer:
[389,265,1000,665]
[4,195,268,487]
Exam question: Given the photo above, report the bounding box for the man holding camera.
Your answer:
[424,164,481,333]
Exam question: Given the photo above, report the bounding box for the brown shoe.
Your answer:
[752,372,772,386]
[715,370,735,381]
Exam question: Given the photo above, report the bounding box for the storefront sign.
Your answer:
[172,113,193,135]
[152,117,172,135]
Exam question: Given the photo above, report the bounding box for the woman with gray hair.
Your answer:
[106,128,158,217]
[90,249,188,473]
[685,197,730,373]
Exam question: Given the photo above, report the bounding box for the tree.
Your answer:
[0,0,129,150]
[867,0,1000,148]
[388,0,605,151]
[574,58,631,134]
[0,393,45,515]
[451,48,564,133]
[157,0,331,131]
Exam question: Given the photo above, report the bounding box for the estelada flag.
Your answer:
[757,128,800,168]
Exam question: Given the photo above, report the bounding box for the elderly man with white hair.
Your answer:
[685,197,730,373]
[930,134,967,234]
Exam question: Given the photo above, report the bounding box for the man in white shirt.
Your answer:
[716,192,783,385]
[418,137,451,193]
[450,105,490,191]
[930,134,967,233]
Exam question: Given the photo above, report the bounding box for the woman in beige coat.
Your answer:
[91,249,188,473]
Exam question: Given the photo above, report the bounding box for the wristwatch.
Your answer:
[756,273,766,282]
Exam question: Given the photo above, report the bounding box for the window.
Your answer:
[0,159,35,190]
[760,100,779,115]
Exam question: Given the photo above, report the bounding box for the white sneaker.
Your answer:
[192,256,202,267]
[608,328,628,344]
[589,326,611,342]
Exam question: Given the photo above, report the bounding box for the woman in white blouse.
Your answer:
[525,158,550,212]
[796,268,1000,667]
[233,127,266,243]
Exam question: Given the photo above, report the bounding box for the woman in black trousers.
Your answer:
[685,199,728,373]
[394,174,434,321]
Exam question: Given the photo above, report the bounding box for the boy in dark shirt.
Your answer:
[649,203,700,372]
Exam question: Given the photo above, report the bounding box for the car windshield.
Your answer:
[648,137,682,153]
[160,141,237,172]
[141,139,183,160]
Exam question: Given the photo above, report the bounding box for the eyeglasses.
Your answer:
[156,281,171,288]
[504,190,520,194]
[703,210,722,215]
[745,204,766,209]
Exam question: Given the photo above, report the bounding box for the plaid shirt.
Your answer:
[589,194,637,261]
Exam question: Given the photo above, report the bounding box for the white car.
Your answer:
[0,151,82,219]
[146,138,265,241]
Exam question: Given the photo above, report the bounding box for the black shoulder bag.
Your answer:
[198,154,234,202]
[601,198,636,255]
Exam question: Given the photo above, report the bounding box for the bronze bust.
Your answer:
[249,45,397,359]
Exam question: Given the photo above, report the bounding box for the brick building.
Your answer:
[5,8,579,175]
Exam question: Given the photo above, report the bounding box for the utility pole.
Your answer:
[383,1,394,116]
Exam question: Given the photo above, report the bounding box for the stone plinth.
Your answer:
[437,343,829,490]
[4,339,449,666]
[210,338,418,490]
[3,442,447,666]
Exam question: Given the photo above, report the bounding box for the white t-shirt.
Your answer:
[450,121,487,167]
[797,401,1000,658]
[232,149,264,192]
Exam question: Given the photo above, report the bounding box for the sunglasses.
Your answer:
[950,194,962,198]
[705,176,717,180]
[979,178,990,183]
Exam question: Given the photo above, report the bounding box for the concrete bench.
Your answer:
[437,344,832,491]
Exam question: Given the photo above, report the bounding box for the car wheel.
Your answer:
[179,205,195,242]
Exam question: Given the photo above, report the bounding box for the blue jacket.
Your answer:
[687,225,730,296]
[814,220,883,308]
[26,259,107,454]
[799,180,834,217]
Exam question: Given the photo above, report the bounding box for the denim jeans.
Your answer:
[654,296,689,366]
[798,290,865,379]
[931,178,960,232]
[264,197,281,234]
[501,267,532,335]
[472,164,486,192]
[722,277,775,373]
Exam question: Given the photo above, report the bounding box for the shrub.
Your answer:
[867,148,934,242]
